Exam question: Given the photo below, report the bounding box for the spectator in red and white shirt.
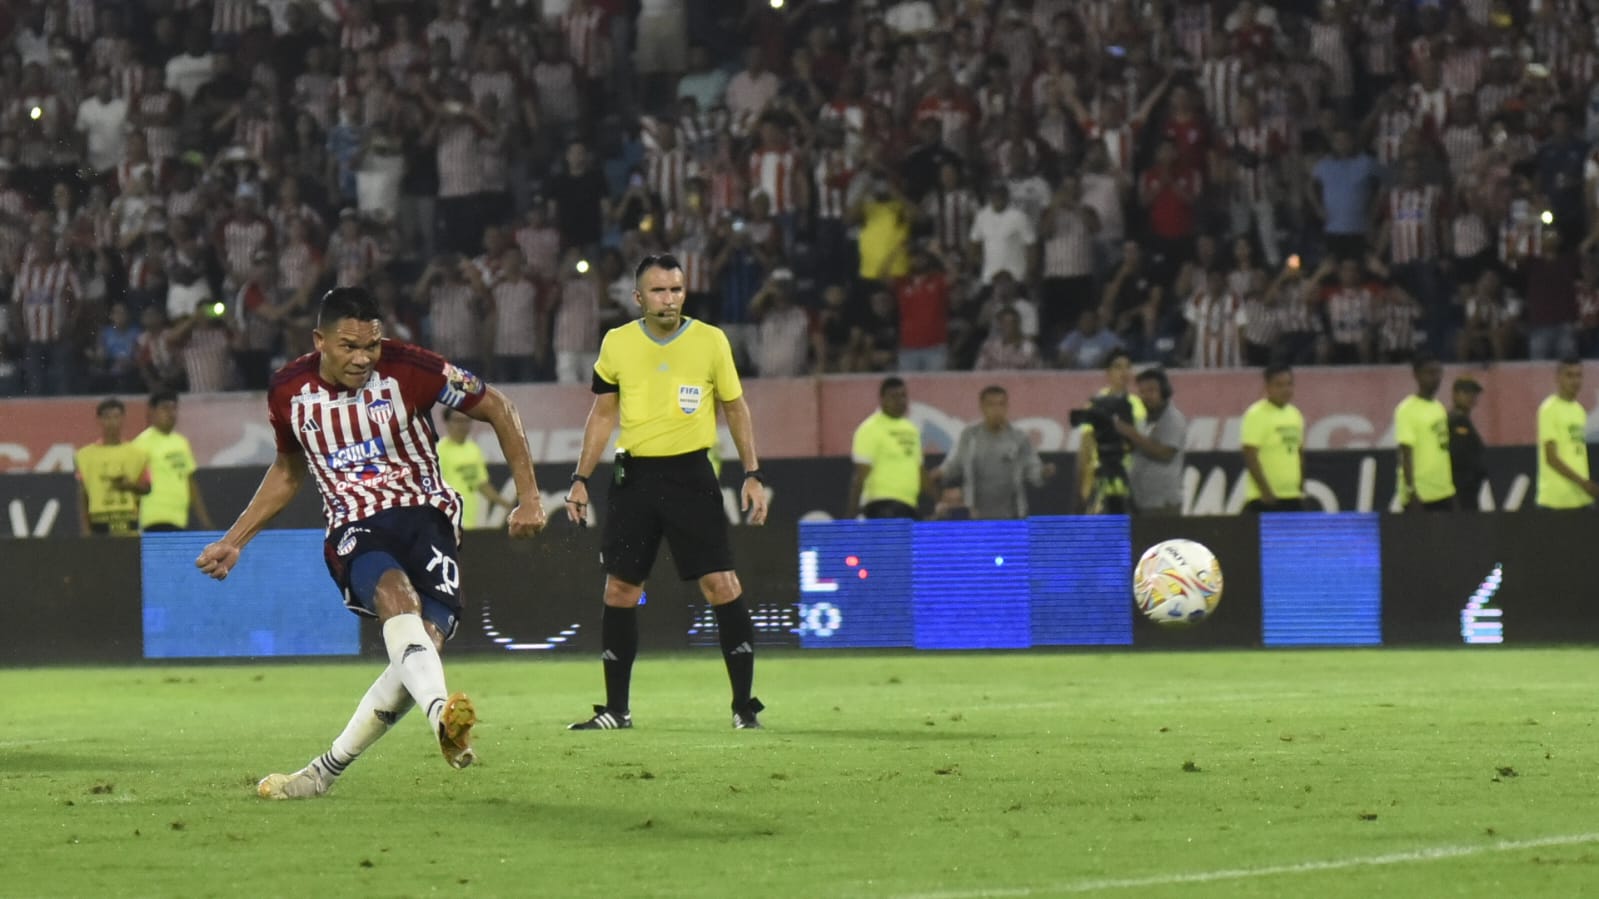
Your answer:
[216,183,275,289]
[277,217,325,300]
[13,234,80,395]
[749,269,812,378]
[327,208,385,288]
[486,249,543,383]
[748,119,802,253]
[1182,269,1244,370]
[419,254,488,373]
[1317,257,1382,365]
[165,296,238,393]
[975,305,1041,371]
[514,201,562,283]
[552,248,602,384]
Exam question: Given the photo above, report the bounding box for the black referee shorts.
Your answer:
[601,450,733,585]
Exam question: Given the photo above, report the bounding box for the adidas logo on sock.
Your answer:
[601,650,618,661]
[402,643,428,663]
[728,641,754,655]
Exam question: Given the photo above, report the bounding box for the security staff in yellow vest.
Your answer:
[133,390,215,531]
[76,398,151,536]
[847,377,926,519]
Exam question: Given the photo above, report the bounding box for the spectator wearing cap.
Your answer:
[1449,376,1487,510]
[750,268,810,378]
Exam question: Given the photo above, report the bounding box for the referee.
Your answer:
[563,254,771,731]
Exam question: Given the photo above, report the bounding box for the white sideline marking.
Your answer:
[889,832,1599,898]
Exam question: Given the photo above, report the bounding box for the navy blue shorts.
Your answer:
[324,506,463,639]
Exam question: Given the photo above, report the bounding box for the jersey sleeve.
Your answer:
[850,421,873,465]
[711,327,743,402]
[267,386,303,455]
[392,342,487,413]
[593,330,620,393]
[1394,402,1416,447]
[1537,399,1556,448]
[1240,404,1266,448]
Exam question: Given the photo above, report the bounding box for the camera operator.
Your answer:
[1072,349,1144,513]
[1117,368,1187,515]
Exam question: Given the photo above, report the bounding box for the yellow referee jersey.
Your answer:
[594,318,742,458]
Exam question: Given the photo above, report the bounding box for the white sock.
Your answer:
[382,614,450,732]
[310,664,414,781]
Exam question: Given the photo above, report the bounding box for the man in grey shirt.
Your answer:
[1118,368,1187,515]
[933,385,1055,519]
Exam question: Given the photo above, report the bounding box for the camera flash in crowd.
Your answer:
[29,106,42,121]
[769,0,784,8]
[575,259,590,274]
[1540,210,1555,226]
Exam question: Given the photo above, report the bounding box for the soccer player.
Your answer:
[562,254,770,731]
[1074,349,1146,514]
[1448,376,1487,511]
[1241,363,1306,512]
[1393,354,1456,511]
[134,390,215,531]
[76,398,150,536]
[1535,356,1597,510]
[846,377,925,519]
[195,287,548,798]
[437,407,515,529]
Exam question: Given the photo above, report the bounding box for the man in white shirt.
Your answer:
[723,47,779,132]
[968,184,1036,285]
[885,0,937,36]
[76,76,129,176]
[164,29,217,102]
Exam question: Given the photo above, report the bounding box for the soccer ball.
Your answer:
[1134,539,1223,626]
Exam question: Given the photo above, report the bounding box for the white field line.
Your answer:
[887,831,1599,899]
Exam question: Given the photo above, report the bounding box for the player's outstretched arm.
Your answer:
[722,396,768,526]
[466,385,547,537]
[196,452,307,580]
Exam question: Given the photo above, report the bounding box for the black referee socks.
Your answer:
[713,597,756,708]
[601,605,639,714]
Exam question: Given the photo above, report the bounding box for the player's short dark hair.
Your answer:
[880,376,907,396]
[96,397,125,416]
[1558,354,1583,368]
[148,389,179,409]
[634,253,683,282]
[317,286,382,329]
[980,384,1007,400]
[1264,362,1293,381]
[1105,349,1131,369]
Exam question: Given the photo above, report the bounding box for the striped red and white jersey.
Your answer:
[269,202,325,243]
[327,232,380,287]
[1440,48,1484,98]
[645,146,694,211]
[514,225,562,280]
[1225,124,1280,204]
[491,277,540,356]
[1440,124,1484,178]
[219,215,274,281]
[112,62,147,101]
[277,241,323,294]
[707,168,745,219]
[1373,108,1414,166]
[267,341,486,535]
[428,282,480,360]
[748,148,799,215]
[1475,81,1516,121]
[817,100,867,159]
[179,323,236,392]
[1041,206,1095,279]
[65,0,95,42]
[1199,56,1245,130]
[1184,289,1244,369]
[552,276,600,353]
[1083,119,1139,176]
[127,252,162,290]
[921,187,978,254]
[1452,211,1492,259]
[234,116,278,163]
[11,257,79,342]
[1240,296,1280,347]
[340,22,382,52]
[211,0,255,36]
[1499,216,1544,264]
[914,95,979,156]
[1308,22,1353,98]
[562,6,609,78]
[812,148,854,221]
[1360,11,1398,76]
[436,120,483,198]
[1375,293,1422,353]
[1408,85,1449,136]
[1384,185,1444,263]
[1320,284,1378,346]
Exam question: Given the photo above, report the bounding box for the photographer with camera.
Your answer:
[1072,349,1145,514]
[1118,368,1187,515]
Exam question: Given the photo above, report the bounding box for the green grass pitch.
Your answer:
[4,649,1598,898]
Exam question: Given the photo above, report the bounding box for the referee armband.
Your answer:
[591,371,619,394]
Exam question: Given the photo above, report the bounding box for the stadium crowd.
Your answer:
[4,0,1599,397]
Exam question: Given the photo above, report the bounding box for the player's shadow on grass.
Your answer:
[768,727,1003,743]
[467,798,779,841]
[0,749,143,772]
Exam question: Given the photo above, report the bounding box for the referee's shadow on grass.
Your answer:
[0,749,143,772]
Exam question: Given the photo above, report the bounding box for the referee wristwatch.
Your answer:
[744,470,766,484]
[570,472,590,486]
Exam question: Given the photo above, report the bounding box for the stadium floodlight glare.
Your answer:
[575,259,590,274]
